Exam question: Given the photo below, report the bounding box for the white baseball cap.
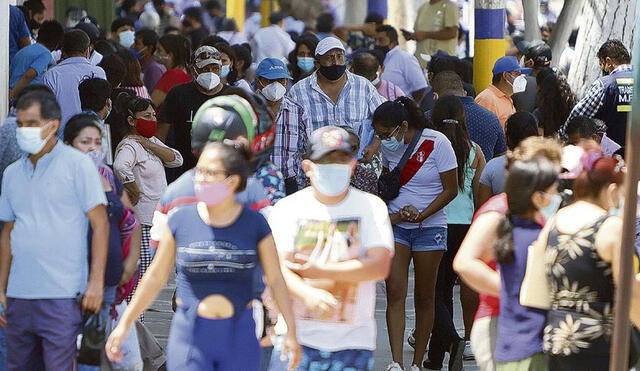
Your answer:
[315,37,346,56]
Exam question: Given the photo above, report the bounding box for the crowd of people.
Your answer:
[1,1,640,371]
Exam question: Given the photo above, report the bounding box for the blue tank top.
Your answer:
[445,144,477,224]
[167,204,271,314]
[495,216,547,363]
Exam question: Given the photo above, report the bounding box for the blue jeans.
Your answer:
[296,346,374,371]
[0,328,6,371]
[78,286,117,371]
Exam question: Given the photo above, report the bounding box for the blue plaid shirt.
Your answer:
[271,96,312,189]
[287,71,386,135]
[559,64,633,139]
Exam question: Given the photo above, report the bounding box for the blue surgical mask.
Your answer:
[297,57,315,73]
[311,163,352,196]
[220,65,231,79]
[540,193,562,221]
[119,30,135,49]
[381,126,404,152]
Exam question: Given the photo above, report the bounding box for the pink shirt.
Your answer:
[113,136,183,225]
[376,79,405,101]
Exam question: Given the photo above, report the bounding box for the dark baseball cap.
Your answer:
[525,40,552,67]
[75,21,99,45]
[309,126,353,160]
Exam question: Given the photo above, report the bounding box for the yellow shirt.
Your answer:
[414,0,459,67]
[475,84,516,128]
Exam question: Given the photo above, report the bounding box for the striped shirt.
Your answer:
[287,71,386,134]
[271,96,312,189]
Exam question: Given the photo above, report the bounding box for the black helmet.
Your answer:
[190,95,256,155]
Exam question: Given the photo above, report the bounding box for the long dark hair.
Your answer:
[494,156,559,264]
[117,50,144,87]
[372,96,428,130]
[432,95,470,190]
[288,34,319,82]
[536,68,577,137]
[158,34,191,69]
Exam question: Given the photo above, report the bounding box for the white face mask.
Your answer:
[371,71,381,86]
[311,163,352,196]
[510,74,527,94]
[519,55,525,67]
[196,72,221,91]
[16,122,54,154]
[119,30,135,49]
[260,81,287,102]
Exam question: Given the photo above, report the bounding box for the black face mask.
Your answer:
[602,68,610,76]
[374,45,390,56]
[182,19,192,28]
[318,64,347,81]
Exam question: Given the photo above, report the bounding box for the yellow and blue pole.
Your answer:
[473,0,507,92]
[226,0,245,31]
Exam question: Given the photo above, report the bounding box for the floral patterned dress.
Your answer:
[543,215,614,369]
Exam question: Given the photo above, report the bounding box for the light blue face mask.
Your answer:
[380,126,404,152]
[311,163,352,196]
[540,193,562,221]
[119,30,135,49]
[297,57,315,73]
[220,65,231,79]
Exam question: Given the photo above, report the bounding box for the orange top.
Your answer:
[475,84,515,129]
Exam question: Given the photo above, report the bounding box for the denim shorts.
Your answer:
[392,225,448,252]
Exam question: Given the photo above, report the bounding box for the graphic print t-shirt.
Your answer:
[269,188,394,351]
[381,128,457,229]
[167,204,271,311]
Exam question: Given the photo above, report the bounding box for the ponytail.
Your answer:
[372,96,427,130]
[494,213,515,264]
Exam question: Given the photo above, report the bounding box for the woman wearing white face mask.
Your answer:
[255,58,312,195]
[373,97,459,371]
[531,149,640,370]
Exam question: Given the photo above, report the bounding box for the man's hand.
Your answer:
[302,287,338,317]
[0,292,7,327]
[82,280,103,313]
[285,255,325,279]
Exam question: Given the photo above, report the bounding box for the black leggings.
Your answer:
[427,224,470,363]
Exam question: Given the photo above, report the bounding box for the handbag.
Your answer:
[520,217,552,310]
[378,129,423,201]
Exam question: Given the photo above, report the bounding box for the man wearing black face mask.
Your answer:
[288,37,386,163]
[375,25,428,103]
[559,39,633,147]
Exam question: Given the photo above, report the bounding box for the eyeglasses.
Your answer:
[194,168,228,182]
[376,125,400,140]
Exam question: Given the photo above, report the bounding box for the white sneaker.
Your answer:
[463,340,475,361]
[409,365,421,371]
[386,362,404,371]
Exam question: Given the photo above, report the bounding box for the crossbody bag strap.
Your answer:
[393,129,424,172]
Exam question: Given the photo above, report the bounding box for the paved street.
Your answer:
[146,270,479,371]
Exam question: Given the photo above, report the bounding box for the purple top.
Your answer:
[495,216,547,363]
[142,59,167,93]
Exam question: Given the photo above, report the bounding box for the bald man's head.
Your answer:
[351,52,379,82]
[431,71,465,98]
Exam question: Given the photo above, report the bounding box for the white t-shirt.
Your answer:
[268,187,394,351]
[381,129,457,229]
